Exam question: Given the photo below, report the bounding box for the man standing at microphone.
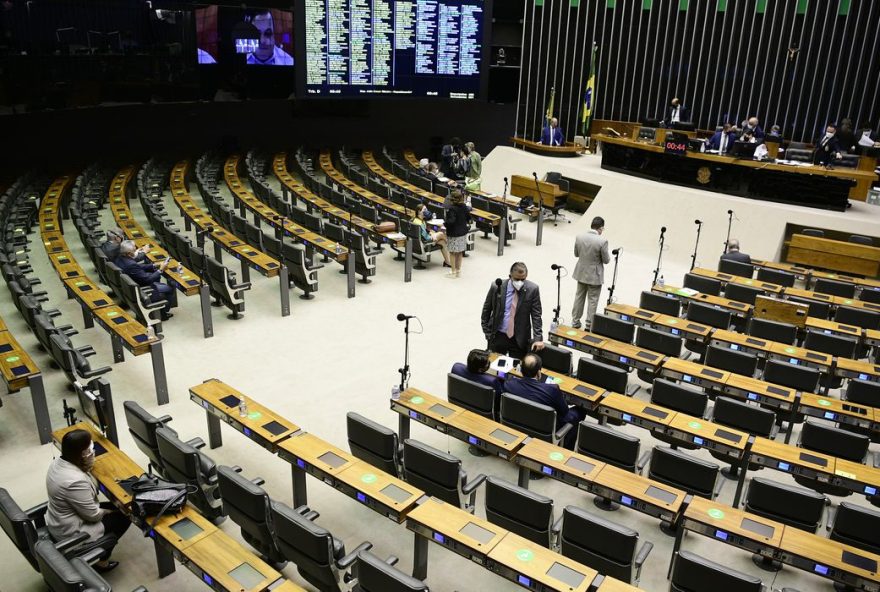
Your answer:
[571,216,610,330]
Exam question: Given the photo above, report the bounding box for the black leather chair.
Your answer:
[670,550,762,592]
[795,421,873,498]
[639,290,680,316]
[747,317,797,345]
[814,277,856,299]
[718,258,754,278]
[401,439,486,513]
[849,234,873,245]
[828,501,880,555]
[724,282,763,306]
[576,357,628,395]
[447,373,497,421]
[834,306,880,330]
[537,342,572,375]
[33,539,110,592]
[789,295,830,319]
[844,378,880,409]
[354,550,428,592]
[685,303,733,359]
[635,326,682,383]
[709,397,776,477]
[650,378,707,417]
[802,330,858,389]
[155,427,226,523]
[705,345,758,377]
[801,228,825,237]
[346,412,401,477]
[558,506,653,585]
[859,287,880,304]
[762,359,820,394]
[123,401,174,479]
[592,313,635,343]
[647,447,721,534]
[683,273,722,296]
[757,266,796,288]
[270,500,372,592]
[484,477,557,547]
[500,392,574,449]
[576,422,647,511]
[216,466,285,567]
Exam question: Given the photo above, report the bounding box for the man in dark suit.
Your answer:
[706,123,737,154]
[814,123,843,165]
[720,239,751,264]
[115,240,176,320]
[666,98,689,125]
[739,117,764,142]
[540,118,564,146]
[450,349,503,396]
[482,262,544,359]
[502,353,585,449]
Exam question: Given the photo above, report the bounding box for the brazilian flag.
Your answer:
[582,44,598,135]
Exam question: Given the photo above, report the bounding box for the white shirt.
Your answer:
[671,106,680,123]
[719,133,728,153]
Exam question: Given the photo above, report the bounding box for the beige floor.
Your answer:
[0,147,878,592]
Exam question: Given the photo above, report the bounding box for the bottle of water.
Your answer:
[391,385,401,401]
[658,275,665,288]
[238,398,248,417]
[550,320,559,334]
[335,243,343,255]
[176,262,183,274]
[146,325,156,340]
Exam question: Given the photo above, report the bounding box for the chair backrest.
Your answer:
[591,314,635,343]
[670,550,761,592]
[762,359,820,393]
[711,397,775,437]
[402,440,463,507]
[860,287,880,304]
[356,551,430,592]
[684,273,722,296]
[346,412,400,477]
[724,283,762,306]
[576,357,628,393]
[576,422,640,471]
[123,401,169,475]
[559,506,639,583]
[705,345,758,377]
[648,447,718,498]
[756,267,795,287]
[446,373,495,419]
[34,538,109,592]
[499,393,557,443]
[0,488,39,570]
[639,290,680,316]
[685,302,732,329]
[155,427,206,484]
[484,477,554,546]
[537,343,572,375]
[845,379,880,407]
[635,326,682,357]
[788,296,830,319]
[747,317,797,344]
[834,306,880,330]
[830,502,880,555]
[216,466,279,561]
[744,476,825,532]
[814,278,856,299]
[650,378,707,417]
[803,330,858,359]
[800,420,869,463]
[270,501,340,590]
[718,258,754,278]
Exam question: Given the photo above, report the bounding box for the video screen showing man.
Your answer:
[244,9,293,66]
[195,5,218,64]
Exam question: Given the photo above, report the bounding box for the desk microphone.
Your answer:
[727,209,733,214]
[694,219,702,225]
[550,263,564,270]
[661,226,667,233]
[532,172,539,181]
[612,248,621,255]
[396,313,415,321]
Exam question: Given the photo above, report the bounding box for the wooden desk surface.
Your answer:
[767,342,833,369]
[406,497,506,556]
[692,267,784,294]
[510,136,586,157]
[780,527,880,584]
[798,392,874,428]
[591,464,686,516]
[447,411,527,455]
[835,357,880,380]
[866,329,880,347]
[710,329,773,353]
[804,317,863,338]
[278,432,358,476]
[320,151,412,219]
[396,388,464,425]
[334,460,423,520]
[652,283,753,315]
[184,529,282,592]
[48,252,85,279]
[63,277,115,310]
[723,374,797,406]
[514,438,606,483]
[92,305,156,356]
[550,325,608,350]
[190,378,301,445]
[667,413,748,451]
[152,508,216,551]
[751,437,836,475]
[834,458,880,495]
[600,392,677,426]
[40,231,69,254]
[0,331,41,391]
[487,531,596,592]
[134,239,201,296]
[784,287,880,313]
[684,496,784,549]
[605,303,658,322]
[605,303,713,339]
[660,357,731,386]
[541,369,607,407]
[597,339,666,369]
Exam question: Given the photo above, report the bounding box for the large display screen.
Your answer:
[196,6,294,67]
[297,0,489,98]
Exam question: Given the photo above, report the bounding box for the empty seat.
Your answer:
[860,287,880,304]
[745,477,825,533]
[648,447,720,533]
[576,422,643,472]
[354,550,429,592]
[762,359,820,394]
[835,306,880,330]
[814,278,856,299]
[155,427,225,523]
[346,412,401,477]
[756,267,795,287]
[794,420,871,497]
[592,314,635,343]
[724,283,763,306]
[844,379,880,408]
[447,373,497,421]
[705,345,758,377]
[33,538,110,592]
[710,397,776,477]
[558,506,653,585]
[686,302,732,330]
[216,466,285,566]
[650,378,707,417]
[205,256,250,319]
[123,401,174,479]
[829,501,880,555]
[747,317,797,345]
[499,393,575,449]
[484,477,555,547]
[803,330,858,389]
[576,357,628,394]
[639,290,680,316]
[788,295,830,319]
[684,273,722,296]
[670,550,762,592]
[537,342,572,375]
[402,440,485,513]
[635,326,682,358]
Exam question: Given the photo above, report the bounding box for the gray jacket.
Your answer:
[46,457,106,542]
[481,279,543,351]
[573,229,610,285]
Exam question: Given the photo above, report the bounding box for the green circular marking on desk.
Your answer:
[6,356,20,363]
[515,549,534,562]
[745,280,753,285]
[410,396,425,405]
[830,274,838,278]
[247,411,262,420]
[817,399,832,407]
[151,251,160,255]
[75,281,86,287]
[784,347,796,354]
[688,421,702,430]
[360,473,378,484]
[107,311,119,317]
[566,330,578,336]
[549,452,565,462]
[707,508,725,520]
[182,275,191,279]
[668,319,679,324]
[845,300,853,304]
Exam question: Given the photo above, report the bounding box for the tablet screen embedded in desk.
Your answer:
[574,385,598,397]
[564,457,596,473]
[459,522,496,545]
[379,484,412,503]
[841,550,877,573]
[489,429,519,444]
[739,517,775,538]
[645,485,678,504]
[642,407,669,419]
[219,394,241,408]
[318,451,349,468]
[428,403,455,417]
[799,451,828,467]
[262,420,288,436]
[169,517,204,540]
[228,562,266,589]
[546,562,587,588]
[714,428,743,443]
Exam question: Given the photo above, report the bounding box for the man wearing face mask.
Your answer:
[481,261,545,359]
[46,429,131,572]
[814,123,843,165]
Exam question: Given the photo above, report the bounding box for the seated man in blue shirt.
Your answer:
[502,353,585,449]
[115,240,177,320]
[451,349,503,396]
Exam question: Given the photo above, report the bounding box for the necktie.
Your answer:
[506,290,519,338]
[720,134,727,153]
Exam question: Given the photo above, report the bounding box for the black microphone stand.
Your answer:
[607,250,621,306]
[398,318,411,392]
[498,177,510,256]
[532,173,545,247]
[690,220,703,271]
[723,210,734,255]
[652,227,666,286]
[552,266,562,329]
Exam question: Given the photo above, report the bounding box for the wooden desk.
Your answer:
[722,374,797,412]
[509,136,585,157]
[779,527,880,591]
[189,378,301,451]
[548,325,607,355]
[665,413,748,459]
[749,437,836,484]
[91,305,158,357]
[678,496,784,558]
[0,327,50,443]
[513,438,605,491]
[799,392,875,429]
[446,410,527,461]
[833,458,880,500]
[805,317,864,340]
[595,578,643,592]
[48,252,85,279]
[709,329,773,357]
[598,392,677,433]
[539,369,607,412]
[391,388,464,435]
[487,531,596,592]
[658,358,730,390]
[692,267,784,295]
[177,530,282,592]
[320,150,413,220]
[510,174,568,209]
[591,464,685,523]
[767,342,833,373]
[784,287,880,314]
[334,460,423,523]
[594,338,667,374]
[605,303,713,342]
[651,283,753,318]
[277,432,358,509]
[835,358,880,384]
[787,234,880,277]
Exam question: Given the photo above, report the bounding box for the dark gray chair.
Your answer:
[762,359,820,394]
[859,287,880,304]
[814,278,856,298]
[789,295,830,319]
[537,342,572,375]
[647,447,722,534]
[447,372,497,421]
[500,393,574,449]
[401,440,486,513]
[33,539,110,592]
[484,477,558,547]
[834,306,880,331]
[710,397,776,477]
[576,422,648,511]
[684,303,733,359]
[756,267,795,288]
[346,412,401,477]
[354,550,428,592]
[705,345,759,377]
[801,228,825,238]
[724,282,763,306]
[795,421,873,498]
[670,550,762,592]
[650,378,708,451]
[639,290,681,316]
[828,501,880,555]
[747,317,797,345]
[559,506,653,585]
[684,273,722,296]
[718,258,754,278]
[849,234,873,245]
[216,466,285,567]
[155,427,225,523]
[123,401,174,479]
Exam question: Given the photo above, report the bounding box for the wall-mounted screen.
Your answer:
[196,5,294,67]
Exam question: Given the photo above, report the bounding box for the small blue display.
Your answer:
[409,410,418,419]
[542,466,553,475]
[203,574,213,585]
[730,344,740,351]
[866,486,877,496]
[693,437,704,446]
[814,564,829,575]
[149,529,156,538]
[619,356,629,364]
[468,436,478,445]
[748,393,759,401]
[243,427,252,437]
[297,459,306,469]
[202,400,209,409]
[622,413,633,422]
[620,315,630,321]
[518,575,531,586]
[859,373,869,380]
[621,495,633,506]
[433,532,446,543]
[683,375,693,383]
[671,328,680,336]
[778,461,790,471]
[357,492,367,503]
[789,358,799,365]
[715,530,728,541]
[823,411,835,420]
[565,339,574,347]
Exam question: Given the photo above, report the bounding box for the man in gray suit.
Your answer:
[720,238,751,264]
[571,216,610,330]
[481,261,544,359]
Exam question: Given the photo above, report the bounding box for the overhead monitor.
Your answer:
[196,6,294,67]
[296,0,491,98]
[195,5,219,64]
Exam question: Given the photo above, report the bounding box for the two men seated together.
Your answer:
[102,229,177,321]
[451,348,585,449]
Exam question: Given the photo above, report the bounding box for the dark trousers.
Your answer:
[98,502,131,560]
[490,332,527,360]
[560,408,587,450]
[150,282,177,315]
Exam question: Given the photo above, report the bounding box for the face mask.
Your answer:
[82,446,95,472]
[511,280,525,291]
[825,132,834,138]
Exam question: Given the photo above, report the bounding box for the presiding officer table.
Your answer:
[595,133,878,211]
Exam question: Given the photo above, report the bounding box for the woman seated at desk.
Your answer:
[412,203,451,268]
